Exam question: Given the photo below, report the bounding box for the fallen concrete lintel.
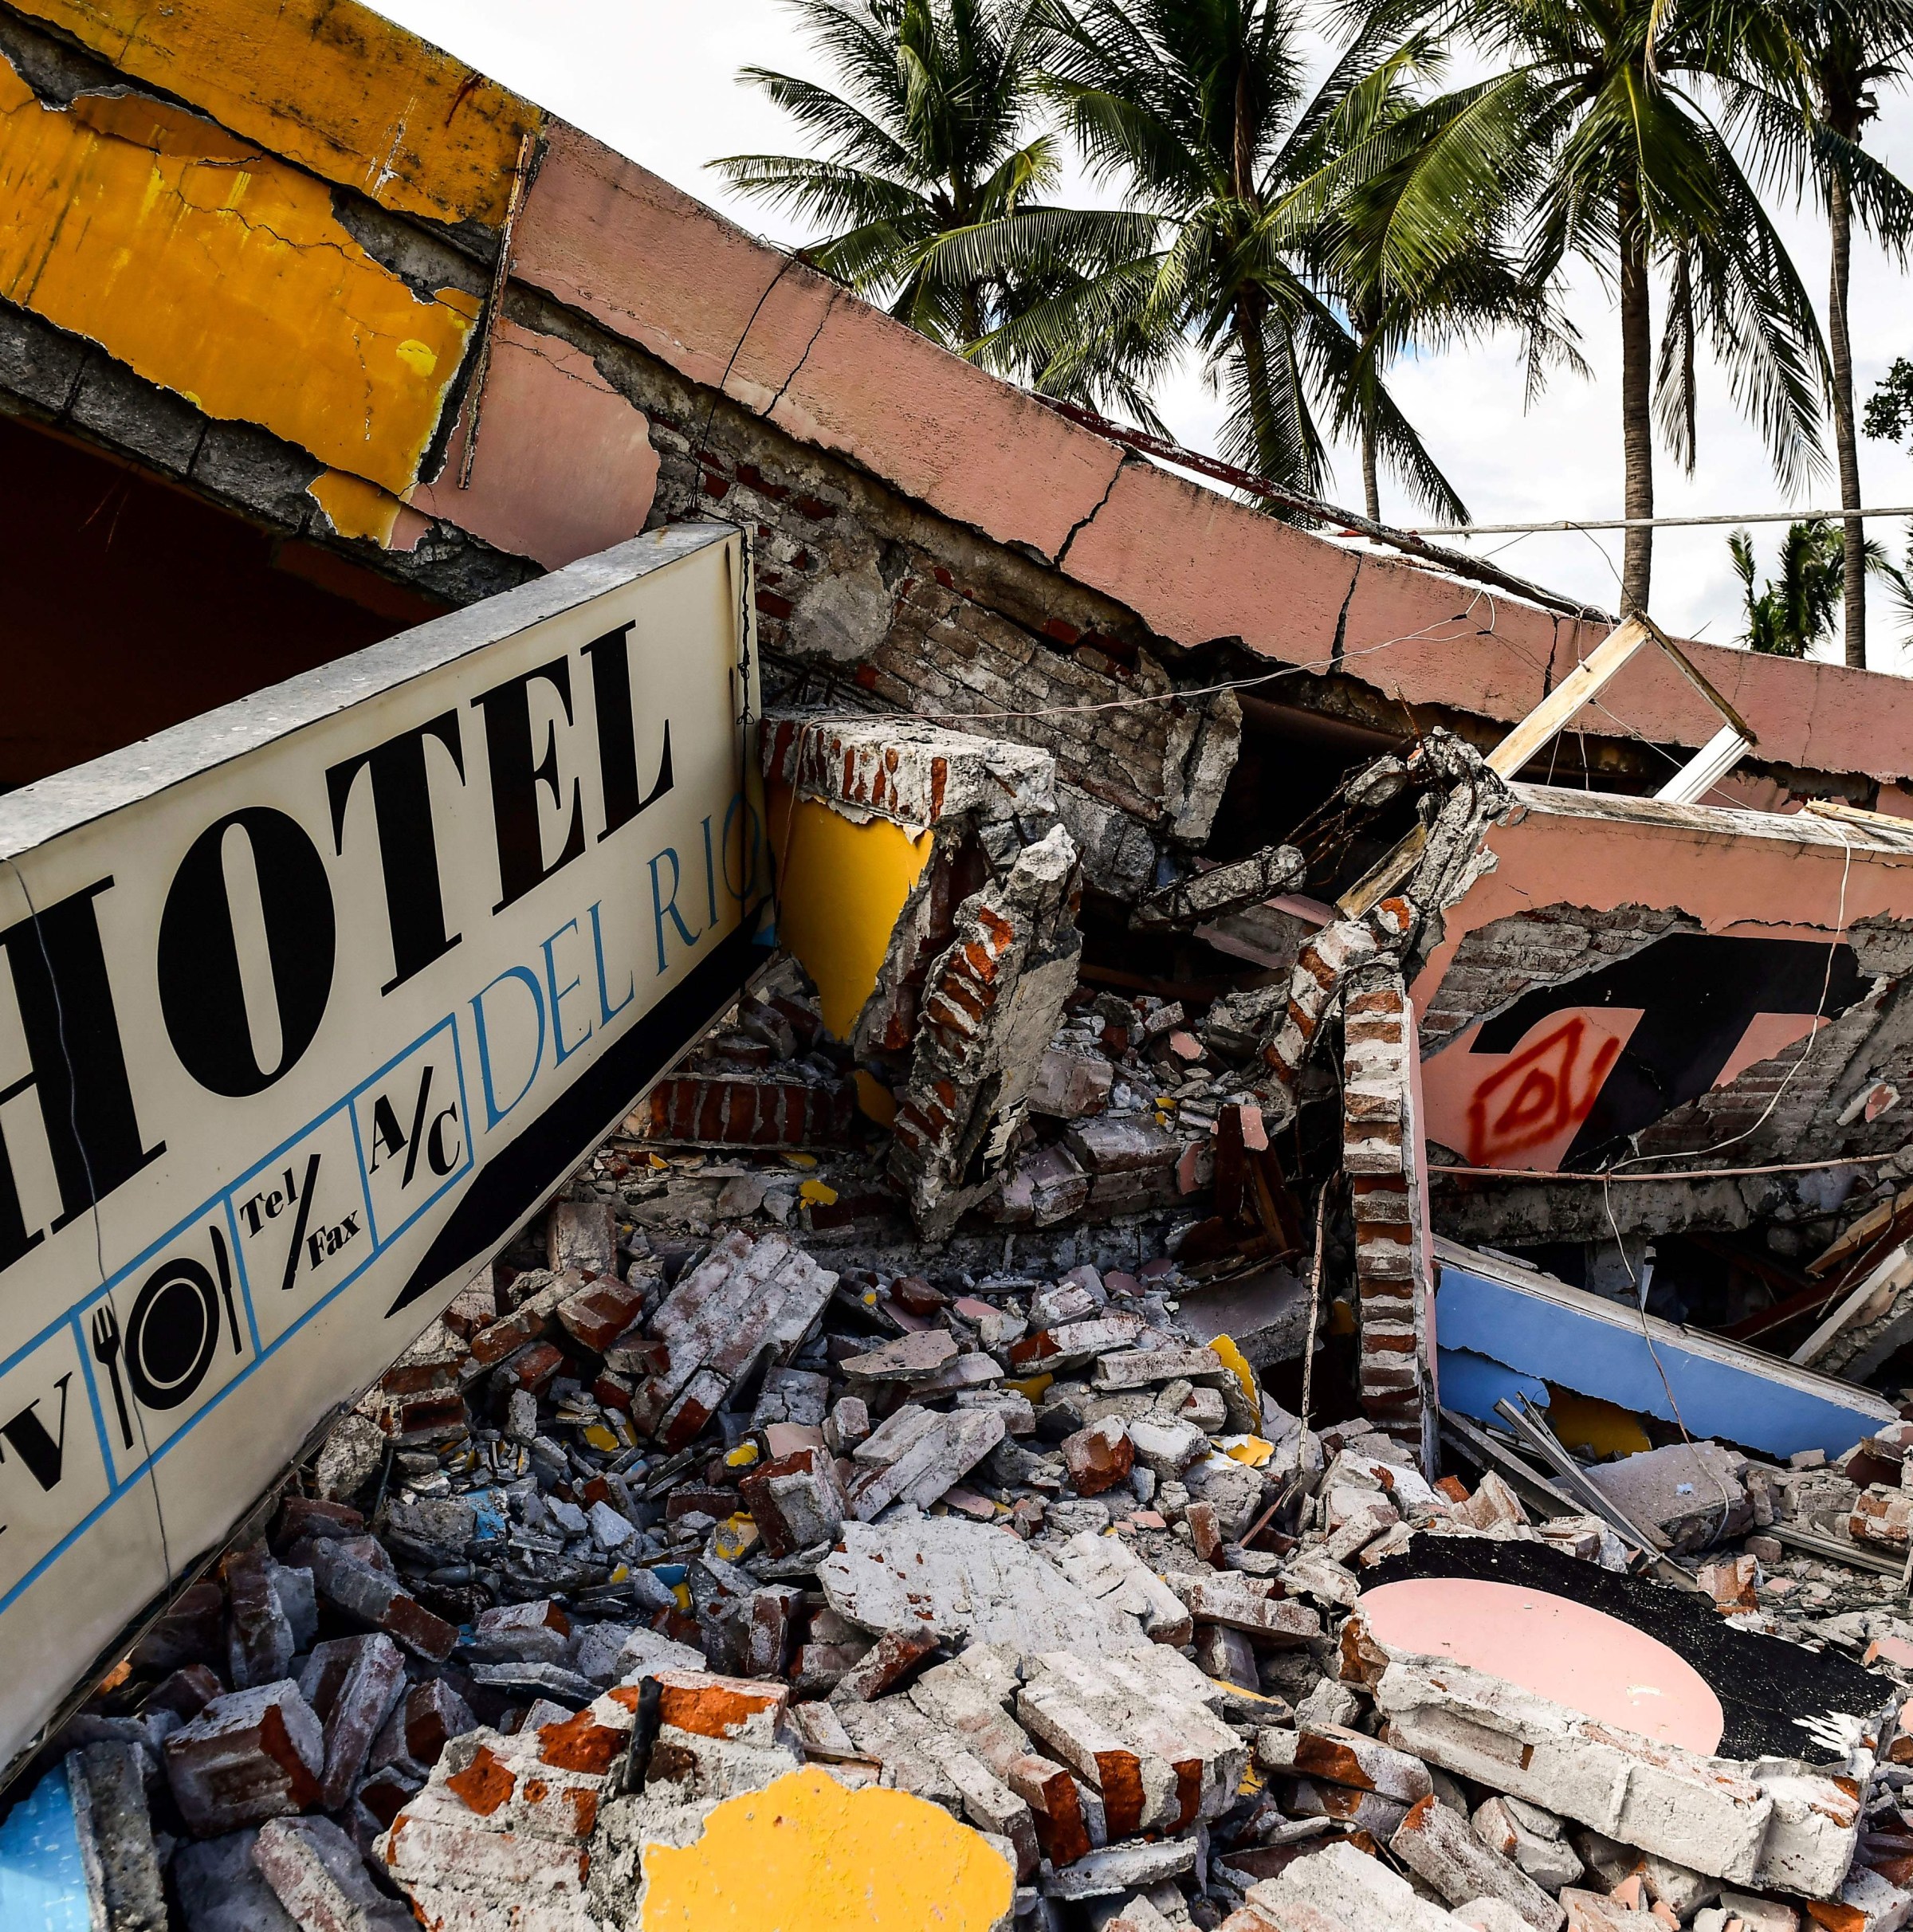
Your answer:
[1362,1640,1861,1897]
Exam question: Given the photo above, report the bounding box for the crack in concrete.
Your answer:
[1330,553,1364,666]
[1054,453,1125,569]
[760,289,836,420]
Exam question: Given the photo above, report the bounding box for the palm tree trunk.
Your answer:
[1828,168,1867,670]
[1361,418,1380,524]
[1618,187,1655,615]
[1234,293,1280,477]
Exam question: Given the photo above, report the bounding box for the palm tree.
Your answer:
[1318,46,1585,519]
[981,0,1534,516]
[1730,520,1846,657]
[1729,516,1899,657]
[710,0,1145,363]
[1371,0,1831,615]
[1759,5,1913,670]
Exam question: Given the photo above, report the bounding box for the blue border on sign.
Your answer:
[0,1013,474,1619]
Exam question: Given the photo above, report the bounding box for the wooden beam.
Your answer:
[1484,616,1655,779]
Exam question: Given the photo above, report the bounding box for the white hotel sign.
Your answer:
[0,524,763,1765]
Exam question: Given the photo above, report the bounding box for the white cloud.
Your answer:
[376,0,1913,670]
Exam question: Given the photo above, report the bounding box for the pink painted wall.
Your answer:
[498,124,1913,789]
[408,318,658,571]
[1408,788,1913,1168]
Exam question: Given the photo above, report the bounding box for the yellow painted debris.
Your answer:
[1208,1333,1259,1417]
[649,1155,670,1170]
[771,787,935,1043]
[783,1153,819,1170]
[799,1180,839,1207]
[10,0,539,227]
[710,1514,760,1564]
[308,471,411,547]
[0,61,474,496]
[638,1765,1015,1931]
[1003,1373,1053,1404]
[609,1562,630,1584]
[1222,1435,1273,1468]
[854,1070,898,1127]
[582,1423,619,1453]
[1544,1385,1653,1460]
[724,1443,761,1469]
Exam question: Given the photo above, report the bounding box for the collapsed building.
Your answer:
[11,0,1913,1928]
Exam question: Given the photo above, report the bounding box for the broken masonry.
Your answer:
[26,666,1913,1932]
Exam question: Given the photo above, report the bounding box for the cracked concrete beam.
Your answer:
[6,0,539,230]
[0,45,476,497]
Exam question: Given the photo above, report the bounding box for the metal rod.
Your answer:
[1299,1185,1329,1438]
[1405,506,1913,537]
[458,130,537,491]
[1494,1397,1703,1592]
[1768,1520,1908,1580]
[1030,395,1612,625]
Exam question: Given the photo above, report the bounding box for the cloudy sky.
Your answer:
[378,0,1913,669]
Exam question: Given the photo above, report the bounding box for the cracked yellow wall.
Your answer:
[8,0,536,228]
[0,57,477,497]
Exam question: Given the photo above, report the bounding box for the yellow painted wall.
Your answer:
[772,786,935,1043]
[1546,1386,1653,1460]
[638,1766,1014,1931]
[0,61,475,497]
[9,0,537,228]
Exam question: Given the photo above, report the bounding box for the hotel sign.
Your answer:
[0,524,763,1765]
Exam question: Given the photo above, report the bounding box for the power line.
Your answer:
[1405,506,1913,537]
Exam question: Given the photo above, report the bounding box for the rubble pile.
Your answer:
[32,1149,1913,1932]
[32,717,1913,1932]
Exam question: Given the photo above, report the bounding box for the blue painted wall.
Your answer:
[1437,1261,1891,1461]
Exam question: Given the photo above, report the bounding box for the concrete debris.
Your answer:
[45,766,1913,1932]
[67,1742,167,1932]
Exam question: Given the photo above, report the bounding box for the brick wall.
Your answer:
[1343,963,1438,1477]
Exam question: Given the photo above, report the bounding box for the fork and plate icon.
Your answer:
[91,1226,243,1453]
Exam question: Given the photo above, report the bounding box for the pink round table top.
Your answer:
[1359,1577,1726,1752]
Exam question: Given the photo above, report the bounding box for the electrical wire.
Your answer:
[0,854,177,1642]
[1430,1150,1905,1182]
[1406,505,1913,536]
